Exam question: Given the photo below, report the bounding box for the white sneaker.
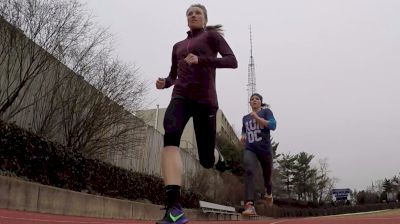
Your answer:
[264,194,273,206]
[242,202,257,215]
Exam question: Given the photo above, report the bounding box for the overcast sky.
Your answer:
[81,0,400,190]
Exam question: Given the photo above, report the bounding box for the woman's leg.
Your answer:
[192,104,221,169]
[256,150,273,196]
[162,98,191,206]
[244,150,259,202]
[161,147,183,185]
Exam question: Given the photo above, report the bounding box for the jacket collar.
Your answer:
[187,28,205,38]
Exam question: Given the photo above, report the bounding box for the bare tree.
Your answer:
[316,158,335,203]
[0,0,109,118]
[0,0,147,157]
[0,15,53,118]
[53,57,147,156]
[324,177,338,202]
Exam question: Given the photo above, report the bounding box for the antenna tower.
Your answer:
[247,25,256,111]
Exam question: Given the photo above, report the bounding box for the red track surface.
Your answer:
[1,208,400,224]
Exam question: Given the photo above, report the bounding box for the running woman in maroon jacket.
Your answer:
[155,4,237,224]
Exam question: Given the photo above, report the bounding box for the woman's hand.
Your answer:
[156,78,166,89]
[250,111,268,128]
[250,111,259,119]
[184,53,199,65]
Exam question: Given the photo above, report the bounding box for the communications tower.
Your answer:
[247,25,256,111]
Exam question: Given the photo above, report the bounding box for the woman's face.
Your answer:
[250,95,262,110]
[186,6,206,30]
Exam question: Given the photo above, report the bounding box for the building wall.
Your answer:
[136,107,198,156]
[136,107,240,157]
[217,109,240,146]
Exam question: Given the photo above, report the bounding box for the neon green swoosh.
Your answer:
[169,212,184,222]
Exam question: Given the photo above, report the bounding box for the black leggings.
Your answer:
[163,97,218,169]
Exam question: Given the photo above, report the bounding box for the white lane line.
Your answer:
[0,215,139,224]
[270,220,289,224]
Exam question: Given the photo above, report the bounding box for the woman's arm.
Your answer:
[251,109,277,130]
[250,111,268,128]
[163,44,178,88]
[197,31,237,68]
[264,109,277,130]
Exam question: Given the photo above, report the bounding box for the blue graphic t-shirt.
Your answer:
[241,108,277,152]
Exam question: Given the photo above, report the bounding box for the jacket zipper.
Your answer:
[186,38,191,54]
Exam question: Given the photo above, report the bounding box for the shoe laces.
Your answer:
[244,201,254,208]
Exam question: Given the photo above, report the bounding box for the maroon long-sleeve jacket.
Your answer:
[164,28,237,108]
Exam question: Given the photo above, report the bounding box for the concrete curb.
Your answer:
[0,175,249,221]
